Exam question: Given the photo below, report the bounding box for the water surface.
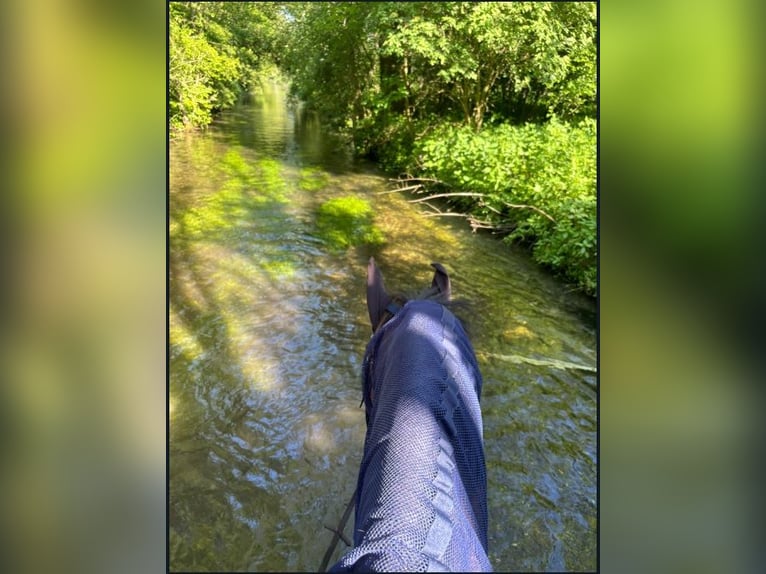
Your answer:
[170,81,597,571]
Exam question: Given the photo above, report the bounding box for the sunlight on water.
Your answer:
[170,81,596,572]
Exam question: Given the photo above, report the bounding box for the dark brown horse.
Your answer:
[330,258,491,572]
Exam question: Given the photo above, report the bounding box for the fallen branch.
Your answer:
[402,187,556,223]
[388,176,445,185]
[389,184,425,193]
[420,211,514,234]
[483,203,503,215]
[421,202,445,214]
[408,192,486,203]
[386,180,557,233]
[502,201,556,223]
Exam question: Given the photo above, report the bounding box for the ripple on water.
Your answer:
[170,84,596,572]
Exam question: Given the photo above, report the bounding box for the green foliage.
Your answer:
[169,12,240,129]
[284,2,595,134]
[169,2,289,130]
[315,197,385,250]
[169,2,597,293]
[417,118,596,293]
[283,3,375,128]
[372,115,427,174]
[532,194,597,293]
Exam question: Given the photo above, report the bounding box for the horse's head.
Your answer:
[366,257,452,334]
[333,257,490,572]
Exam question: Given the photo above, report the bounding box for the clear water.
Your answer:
[170,81,597,571]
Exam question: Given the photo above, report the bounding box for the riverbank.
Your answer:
[360,117,597,296]
[277,3,596,295]
[169,3,287,132]
[169,2,596,295]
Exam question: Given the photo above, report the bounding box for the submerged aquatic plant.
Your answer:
[315,196,385,250]
[298,166,330,191]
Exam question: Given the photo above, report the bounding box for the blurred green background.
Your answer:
[1,1,762,572]
[600,1,763,571]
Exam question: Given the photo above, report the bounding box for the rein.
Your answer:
[318,488,357,572]
[318,269,454,570]
[375,300,403,333]
[320,301,404,571]
[384,301,401,316]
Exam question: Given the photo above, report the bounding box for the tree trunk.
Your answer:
[402,55,412,119]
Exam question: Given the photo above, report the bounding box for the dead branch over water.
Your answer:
[382,176,556,233]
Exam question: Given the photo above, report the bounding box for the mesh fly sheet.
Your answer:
[331,299,491,572]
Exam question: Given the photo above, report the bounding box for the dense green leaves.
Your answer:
[283,2,596,133]
[282,3,379,135]
[169,2,288,130]
[417,119,596,293]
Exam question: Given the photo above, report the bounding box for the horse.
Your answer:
[330,257,491,572]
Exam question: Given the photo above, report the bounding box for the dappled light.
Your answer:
[298,166,331,191]
[170,80,595,571]
[315,196,385,250]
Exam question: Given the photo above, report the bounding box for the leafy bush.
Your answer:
[373,117,428,174]
[169,3,288,131]
[169,13,241,130]
[416,118,596,293]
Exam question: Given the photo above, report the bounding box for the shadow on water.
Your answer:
[170,83,376,570]
[170,80,597,572]
[169,137,298,569]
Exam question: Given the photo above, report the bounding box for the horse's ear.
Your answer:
[430,262,451,302]
[367,257,392,333]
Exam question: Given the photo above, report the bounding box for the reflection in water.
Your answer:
[170,81,596,571]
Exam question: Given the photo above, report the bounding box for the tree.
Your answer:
[283,3,380,139]
[169,5,240,128]
[169,2,289,130]
[380,2,596,129]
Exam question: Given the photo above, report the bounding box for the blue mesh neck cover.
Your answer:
[331,300,491,572]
